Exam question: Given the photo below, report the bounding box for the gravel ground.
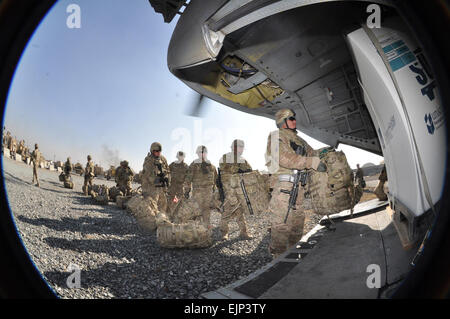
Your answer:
[3,156,322,299]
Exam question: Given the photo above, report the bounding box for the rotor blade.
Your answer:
[186,93,206,117]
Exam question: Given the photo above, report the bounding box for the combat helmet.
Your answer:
[275,108,296,127]
[87,155,92,160]
[196,145,208,154]
[150,142,162,152]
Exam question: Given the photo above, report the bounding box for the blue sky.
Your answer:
[4,0,383,172]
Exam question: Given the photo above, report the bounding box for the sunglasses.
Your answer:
[288,116,296,121]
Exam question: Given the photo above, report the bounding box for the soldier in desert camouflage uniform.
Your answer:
[265,108,324,257]
[64,157,72,180]
[374,164,388,201]
[219,139,253,240]
[83,155,95,195]
[168,151,189,204]
[115,160,134,196]
[31,143,41,187]
[185,146,218,228]
[141,142,170,213]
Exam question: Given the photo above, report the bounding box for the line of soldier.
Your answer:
[6,108,389,258]
[140,140,254,241]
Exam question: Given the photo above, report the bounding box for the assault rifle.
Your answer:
[240,177,254,215]
[283,169,308,223]
[216,168,225,207]
[155,163,169,187]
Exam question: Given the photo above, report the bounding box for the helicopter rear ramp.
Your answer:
[201,199,419,299]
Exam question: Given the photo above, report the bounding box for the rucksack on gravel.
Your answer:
[171,198,202,224]
[92,185,109,205]
[64,180,74,189]
[126,195,158,232]
[109,186,123,202]
[307,150,357,216]
[156,218,213,249]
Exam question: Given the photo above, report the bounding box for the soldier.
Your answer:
[355,164,366,188]
[218,139,253,240]
[17,140,25,156]
[374,164,388,201]
[64,157,72,180]
[4,131,11,151]
[83,155,95,195]
[115,160,134,196]
[185,146,218,228]
[265,108,323,257]
[141,142,170,213]
[168,151,189,205]
[10,136,17,156]
[31,143,41,187]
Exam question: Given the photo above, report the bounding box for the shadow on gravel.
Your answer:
[17,215,137,237]
[41,229,272,298]
[3,171,32,187]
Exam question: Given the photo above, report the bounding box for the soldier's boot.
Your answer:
[269,224,290,258]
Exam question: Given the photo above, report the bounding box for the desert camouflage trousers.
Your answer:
[143,186,168,214]
[83,176,93,195]
[268,180,307,256]
[32,164,39,186]
[191,186,215,227]
[220,189,249,237]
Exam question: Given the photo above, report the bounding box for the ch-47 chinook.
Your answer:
[149,0,447,298]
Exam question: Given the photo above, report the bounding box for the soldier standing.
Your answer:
[185,146,218,228]
[83,155,95,195]
[168,151,189,205]
[141,142,170,213]
[31,143,41,187]
[219,139,253,240]
[64,157,72,180]
[115,160,134,196]
[265,108,323,257]
[355,164,366,188]
[374,164,388,201]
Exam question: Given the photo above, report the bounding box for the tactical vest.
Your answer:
[307,150,356,216]
[169,162,188,184]
[187,161,216,188]
[219,152,252,175]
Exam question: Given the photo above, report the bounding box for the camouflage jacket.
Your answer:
[265,128,318,175]
[219,152,252,175]
[64,161,72,174]
[185,159,217,190]
[168,161,188,186]
[142,153,170,188]
[115,166,134,184]
[85,160,95,177]
[31,149,41,166]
